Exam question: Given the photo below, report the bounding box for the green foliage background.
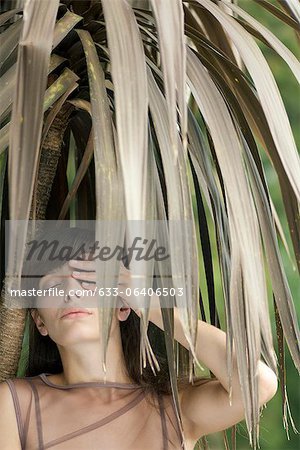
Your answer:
[196,1,299,449]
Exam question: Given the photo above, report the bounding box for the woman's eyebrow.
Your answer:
[39,269,75,285]
[39,273,62,287]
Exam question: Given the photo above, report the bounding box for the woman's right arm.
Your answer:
[0,381,22,450]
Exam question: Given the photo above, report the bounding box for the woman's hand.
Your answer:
[68,257,141,316]
[68,257,162,319]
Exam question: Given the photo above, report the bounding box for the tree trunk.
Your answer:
[0,103,74,382]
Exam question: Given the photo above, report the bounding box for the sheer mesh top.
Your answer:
[5,373,184,450]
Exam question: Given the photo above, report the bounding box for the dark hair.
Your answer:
[22,226,211,396]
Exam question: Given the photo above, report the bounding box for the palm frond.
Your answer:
[0,1,299,449]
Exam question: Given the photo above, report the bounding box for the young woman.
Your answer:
[0,227,278,450]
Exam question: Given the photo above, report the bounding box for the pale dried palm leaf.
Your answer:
[0,151,7,216]
[270,201,295,266]
[149,130,186,448]
[6,0,60,295]
[150,0,187,158]
[193,0,300,203]
[52,9,82,48]
[284,0,300,23]
[102,0,157,372]
[251,0,300,31]
[0,6,83,144]
[0,16,22,71]
[0,68,79,155]
[187,46,265,449]
[240,131,300,373]
[222,0,300,82]
[148,66,200,370]
[76,29,126,373]
[0,8,22,26]
[187,107,233,373]
[187,1,300,274]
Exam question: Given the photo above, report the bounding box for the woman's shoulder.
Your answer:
[0,375,28,392]
[145,376,213,410]
[0,373,44,403]
[0,373,41,389]
[0,378,16,402]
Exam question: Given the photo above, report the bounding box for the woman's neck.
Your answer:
[56,332,133,385]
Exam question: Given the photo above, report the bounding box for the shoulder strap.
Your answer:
[26,378,44,450]
[5,379,25,450]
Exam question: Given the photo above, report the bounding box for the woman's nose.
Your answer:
[63,274,83,302]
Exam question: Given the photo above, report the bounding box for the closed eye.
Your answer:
[44,283,61,292]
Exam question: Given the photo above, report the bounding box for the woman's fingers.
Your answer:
[69,259,128,279]
[69,258,133,295]
[72,270,96,283]
[69,258,96,284]
[70,259,141,317]
[69,258,95,271]
[81,281,97,291]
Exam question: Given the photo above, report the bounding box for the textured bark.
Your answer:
[0,103,74,382]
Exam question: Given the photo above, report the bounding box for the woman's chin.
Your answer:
[54,328,101,347]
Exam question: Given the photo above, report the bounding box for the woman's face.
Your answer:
[31,260,130,347]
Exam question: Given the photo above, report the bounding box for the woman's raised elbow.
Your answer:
[258,363,278,404]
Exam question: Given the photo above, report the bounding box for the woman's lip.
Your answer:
[61,312,92,319]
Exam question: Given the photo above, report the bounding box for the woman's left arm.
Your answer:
[148,294,278,439]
